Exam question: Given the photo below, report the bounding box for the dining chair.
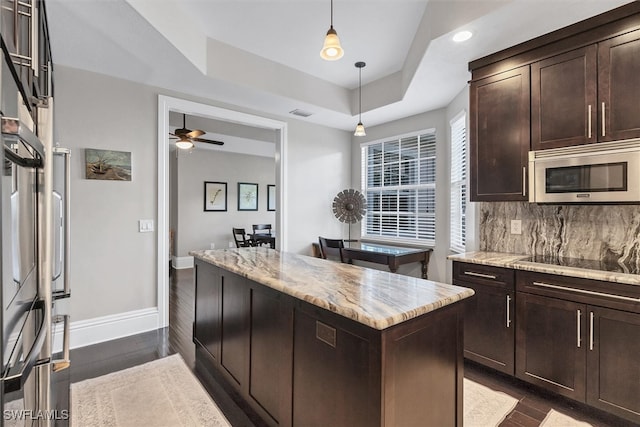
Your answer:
[232,228,255,248]
[318,237,345,263]
[251,224,273,247]
[252,224,272,236]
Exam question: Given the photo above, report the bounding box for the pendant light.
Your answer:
[320,0,344,61]
[354,61,366,136]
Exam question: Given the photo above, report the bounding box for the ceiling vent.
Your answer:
[289,109,313,118]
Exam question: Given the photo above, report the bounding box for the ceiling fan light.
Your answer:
[354,122,366,136]
[320,27,344,60]
[175,140,194,150]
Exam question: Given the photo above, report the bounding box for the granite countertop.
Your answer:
[191,247,474,330]
[448,251,640,286]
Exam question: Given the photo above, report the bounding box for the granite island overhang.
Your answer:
[190,247,475,427]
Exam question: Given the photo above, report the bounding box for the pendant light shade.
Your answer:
[320,0,344,61]
[354,61,366,136]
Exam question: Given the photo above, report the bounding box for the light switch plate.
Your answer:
[139,219,154,233]
[510,219,522,235]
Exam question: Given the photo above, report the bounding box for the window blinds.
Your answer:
[450,114,467,253]
[361,132,436,245]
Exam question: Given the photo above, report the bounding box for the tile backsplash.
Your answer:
[479,202,640,265]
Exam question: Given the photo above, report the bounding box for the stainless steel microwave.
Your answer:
[528,139,640,204]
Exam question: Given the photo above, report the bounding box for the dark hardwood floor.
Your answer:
[68,267,635,427]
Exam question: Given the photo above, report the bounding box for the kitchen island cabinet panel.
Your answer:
[220,272,249,387]
[292,306,378,427]
[194,261,222,361]
[587,306,640,423]
[248,285,293,425]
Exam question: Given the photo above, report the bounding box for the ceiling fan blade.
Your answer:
[186,129,205,138]
[193,137,224,145]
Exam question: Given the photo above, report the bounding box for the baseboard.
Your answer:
[52,307,159,352]
[172,255,194,269]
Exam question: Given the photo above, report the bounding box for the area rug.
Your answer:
[71,354,230,427]
[541,409,594,427]
[464,378,519,427]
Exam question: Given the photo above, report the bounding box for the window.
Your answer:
[450,113,466,253]
[361,131,436,245]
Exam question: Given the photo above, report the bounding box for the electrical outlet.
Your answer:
[229,241,234,248]
[138,219,154,233]
[210,243,215,249]
[510,219,522,235]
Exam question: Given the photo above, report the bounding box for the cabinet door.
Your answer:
[463,282,514,375]
[248,285,293,427]
[220,272,249,388]
[587,306,640,424]
[531,46,597,150]
[194,261,222,361]
[598,29,640,142]
[516,293,586,401]
[470,66,530,201]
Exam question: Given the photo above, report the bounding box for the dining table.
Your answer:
[342,241,433,279]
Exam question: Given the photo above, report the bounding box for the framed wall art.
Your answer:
[238,182,258,211]
[85,148,132,181]
[267,185,276,211]
[204,181,227,211]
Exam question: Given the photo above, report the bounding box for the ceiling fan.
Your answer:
[169,114,225,149]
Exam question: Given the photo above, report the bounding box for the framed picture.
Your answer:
[85,148,132,181]
[267,185,276,211]
[238,182,258,211]
[204,181,227,211]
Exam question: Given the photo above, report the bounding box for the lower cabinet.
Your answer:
[516,271,640,424]
[453,262,515,375]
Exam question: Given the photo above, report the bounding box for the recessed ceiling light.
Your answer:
[453,30,473,43]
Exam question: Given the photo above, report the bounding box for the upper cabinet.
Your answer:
[470,66,530,202]
[469,2,640,201]
[598,29,640,143]
[531,28,640,150]
[531,46,597,150]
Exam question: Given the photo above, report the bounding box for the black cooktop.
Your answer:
[526,255,640,275]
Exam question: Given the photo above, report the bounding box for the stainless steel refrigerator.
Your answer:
[1,24,70,427]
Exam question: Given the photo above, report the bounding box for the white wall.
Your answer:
[174,149,276,257]
[55,65,351,331]
[350,109,449,283]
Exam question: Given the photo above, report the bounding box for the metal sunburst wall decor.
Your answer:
[332,189,366,241]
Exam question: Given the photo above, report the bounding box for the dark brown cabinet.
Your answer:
[470,66,530,201]
[598,29,640,143]
[531,29,640,150]
[515,270,640,424]
[586,306,640,422]
[194,261,222,361]
[531,46,598,150]
[453,262,515,375]
[515,292,586,401]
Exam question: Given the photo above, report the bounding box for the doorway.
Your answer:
[157,95,288,328]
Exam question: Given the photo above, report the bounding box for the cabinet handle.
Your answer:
[522,167,526,196]
[506,295,511,328]
[531,281,640,303]
[602,102,606,137]
[464,271,497,280]
[589,311,594,351]
[577,309,582,348]
[587,104,592,139]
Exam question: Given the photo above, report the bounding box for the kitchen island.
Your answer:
[190,247,474,427]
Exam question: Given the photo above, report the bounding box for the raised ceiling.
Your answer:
[46,0,631,131]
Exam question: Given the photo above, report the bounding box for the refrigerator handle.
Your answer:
[51,314,70,372]
[54,147,71,298]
